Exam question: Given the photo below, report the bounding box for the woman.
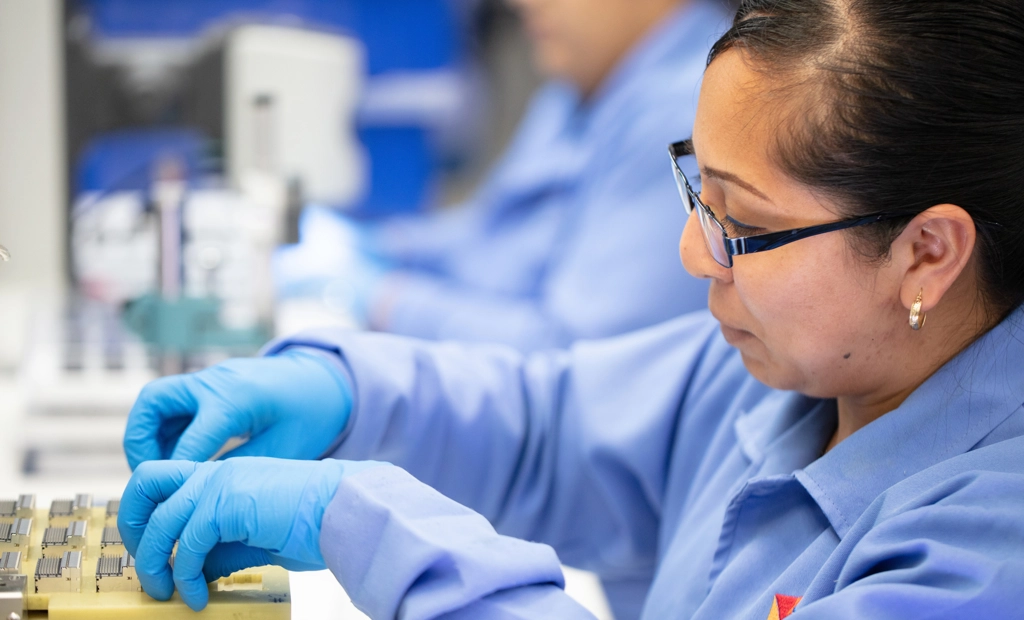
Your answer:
[120,1,1024,618]
[273,0,724,354]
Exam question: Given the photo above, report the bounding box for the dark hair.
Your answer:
[709,0,1024,316]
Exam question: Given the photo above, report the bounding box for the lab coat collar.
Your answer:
[794,306,1024,539]
[733,390,823,466]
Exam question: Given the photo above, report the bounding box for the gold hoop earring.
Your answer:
[909,290,927,331]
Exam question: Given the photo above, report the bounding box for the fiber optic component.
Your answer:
[15,496,34,519]
[40,521,88,558]
[105,499,119,525]
[0,519,32,552]
[35,551,82,594]
[99,526,124,555]
[72,495,93,520]
[95,551,141,593]
[0,496,32,522]
[0,574,27,619]
[48,499,74,527]
[0,552,21,574]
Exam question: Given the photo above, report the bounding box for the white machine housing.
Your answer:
[225,24,366,206]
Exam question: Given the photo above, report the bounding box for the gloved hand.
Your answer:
[123,349,352,470]
[272,205,394,325]
[118,457,384,611]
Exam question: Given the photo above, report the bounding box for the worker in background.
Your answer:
[120,1,1024,618]
[273,0,735,353]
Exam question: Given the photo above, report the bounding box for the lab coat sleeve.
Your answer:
[795,454,1024,618]
[371,102,709,352]
[267,311,732,576]
[320,465,596,620]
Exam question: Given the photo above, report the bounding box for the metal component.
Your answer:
[96,551,141,593]
[95,555,121,578]
[35,552,82,593]
[34,557,61,581]
[41,521,87,557]
[0,574,27,619]
[0,554,20,574]
[105,499,120,520]
[67,521,87,548]
[64,551,82,571]
[0,520,31,551]
[0,503,13,520]
[0,575,26,595]
[14,497,33,519]
[41,527,66,547]
[48,499,73,525]
[100,526,124,553]
[72,495,92,519]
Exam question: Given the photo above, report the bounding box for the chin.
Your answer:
[737,350,804,392]
[531,47,572,81]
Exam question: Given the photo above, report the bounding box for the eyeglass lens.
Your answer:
[673,154,732,268]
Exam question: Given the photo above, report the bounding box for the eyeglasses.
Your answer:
[669,139,906,268]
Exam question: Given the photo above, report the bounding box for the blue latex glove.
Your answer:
[123,349,352,470]
[272,205,393,325]
[118,457,383,611]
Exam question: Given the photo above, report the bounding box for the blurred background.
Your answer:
[0,0,540,484]
[0,0,616,616]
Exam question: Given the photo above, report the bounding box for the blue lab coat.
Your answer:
[369,0,731,351]
[266,305,1024,619]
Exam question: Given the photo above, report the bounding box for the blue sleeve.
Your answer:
[374,93,709,352]
[796,447,1024,618]
[267,311,727,576]
[320,465,596,620]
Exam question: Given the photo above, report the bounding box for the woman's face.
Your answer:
[681,49,910,398]
[508,0,677,92]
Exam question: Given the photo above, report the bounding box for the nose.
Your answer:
[680,210,731,283]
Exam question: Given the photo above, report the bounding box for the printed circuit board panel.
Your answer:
[0,494,290,619]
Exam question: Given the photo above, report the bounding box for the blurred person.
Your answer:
[121,1,1024,618]
[274,0,735,352]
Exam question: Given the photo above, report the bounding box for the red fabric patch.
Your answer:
[776,594,802,619]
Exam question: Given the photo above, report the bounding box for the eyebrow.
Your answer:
[682,139,774,205]
[701,166,774,204]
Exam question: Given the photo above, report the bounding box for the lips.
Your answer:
[720,322,755,345]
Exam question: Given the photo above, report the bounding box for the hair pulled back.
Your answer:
[710,0,1024,316]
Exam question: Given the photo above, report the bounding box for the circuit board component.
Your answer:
[0,519,32,552]
[104,499,119,525]
[72,494,93,520]
[5,494,290,618]
[0,551,22,574]
[95,551,141,593]
[99,526,124,555]
[0,496,34,522]
[40,521,88,558]
[48,499,74,527]
[0,573,28,619]
[35,551,83,594]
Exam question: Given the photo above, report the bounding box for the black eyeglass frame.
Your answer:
[669,139,908,268]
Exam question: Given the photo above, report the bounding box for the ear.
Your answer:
[893,204,977,313]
